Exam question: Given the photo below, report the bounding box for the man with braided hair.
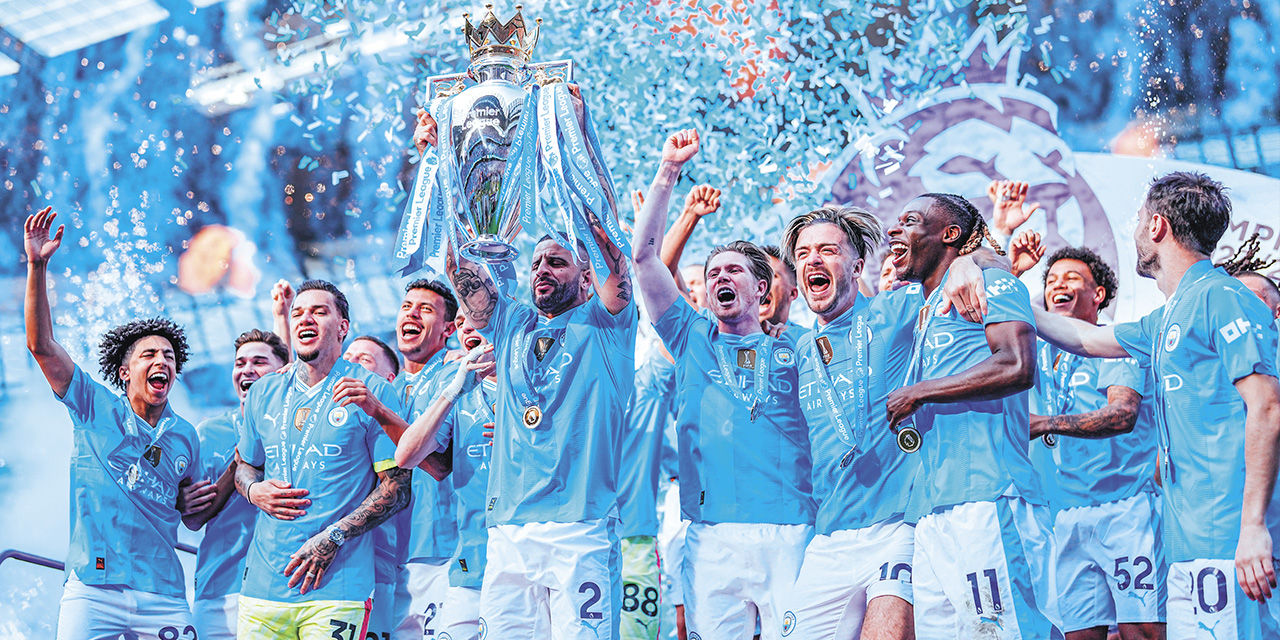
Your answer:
[1022,246,1166,640]
[24,207,202,639]
[885,193,1058,637]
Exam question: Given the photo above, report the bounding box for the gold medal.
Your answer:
[896,425,922,453]
[522,405,542,429]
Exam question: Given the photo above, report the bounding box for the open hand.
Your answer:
[248,479,310,520]
[24,207,64,264]
[1236,523,1277,602]
[662,129,700,165]
[285,530,339,595]
[175,479,217,515]
[986,180,1040,238]
[1009,230,1045,277]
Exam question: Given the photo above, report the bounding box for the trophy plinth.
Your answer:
[460,236,520,263]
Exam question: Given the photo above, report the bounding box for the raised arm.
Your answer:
[1235,372,1280,602]
[585,206,634,316]
[1032,306,1129,358]
[632,129,702,322]
[396,347,492,477]
[271,280,295,360]
[660,185,721,278]
[446,241,501,332]
[284,465,412,595]
[886,320,1037,427]
[1030,384,1141,440]
[24,208,74,397]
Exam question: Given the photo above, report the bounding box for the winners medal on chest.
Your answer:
[514,329,561,430]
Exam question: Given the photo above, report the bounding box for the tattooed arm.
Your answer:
[446,241,501,332]
[586,206,635,316]
[633,129,701,322]
[1030,385,1142,440]
[234,452,311,520]
[283,466,412,595]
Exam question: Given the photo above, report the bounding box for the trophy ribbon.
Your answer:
[537,87,595,270]
[395,99,452,276]
[496,87,541,232]
[554,85,629,259]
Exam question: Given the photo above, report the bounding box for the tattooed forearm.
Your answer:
[1043,386,1141,439]
[234,458,264,500]
[334,466,412,539]
[450,264,498,324]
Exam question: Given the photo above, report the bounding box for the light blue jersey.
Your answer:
[654,297,815,525]
[798,285,923,534]
[477,291,636,525]
[619,351,677,538]
[1113,260,1279,563]
[1029,339,1158,513]
[907,268,1045,521]
[438,377,497,588]
[238,358,401,603]
[193,410,256,601]
[394,351,461,565]
[56,365,199,598]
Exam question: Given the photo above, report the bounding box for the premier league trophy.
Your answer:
[394,4,629,276]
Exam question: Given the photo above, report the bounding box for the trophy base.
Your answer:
[460,238,519,264]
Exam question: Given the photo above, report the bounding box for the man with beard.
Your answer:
[388,279,460,640]
[1032,172,1280,638]
[884,194,1056,637]
[632,129,813,640]
[394,308,498,640]
[25,207,201,639]
[186,329,291,639]
[778,205,998,640]
[421,107,636,639]
[235,279,413,637]
[1018,247,1166,640]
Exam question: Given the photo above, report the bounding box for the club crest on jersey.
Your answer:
[294,407,311,431]
[782,611,797,636]
[477,618,487,640]
[774,346,795,367]
[689,634,702,640]
[1163,324,1181,352]
[328,406,349,427]
[173,455,189,476]
[143,444,163,468]
[816,336,834,365]
[737,348,757,370]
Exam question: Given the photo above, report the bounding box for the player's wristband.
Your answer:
[246,481,260,504]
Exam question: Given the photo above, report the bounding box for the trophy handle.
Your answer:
[427,59,573,100]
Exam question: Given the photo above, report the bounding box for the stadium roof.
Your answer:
[0,0,168,58]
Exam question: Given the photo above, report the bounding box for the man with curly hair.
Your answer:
[24,207,201,639]
[1025,246,1166,640]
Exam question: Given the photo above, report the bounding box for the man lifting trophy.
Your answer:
[399,5,637,640]
[395,3,629,277]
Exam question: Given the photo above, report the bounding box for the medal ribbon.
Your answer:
[809,304,871,450]
[711,335,774,419]
[507,317,567,412]
[122,408,176,491]
[277,370,341,487]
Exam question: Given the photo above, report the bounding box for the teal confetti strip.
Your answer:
[31,180,41,197]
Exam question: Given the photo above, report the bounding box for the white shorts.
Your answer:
[56,578,195,640]
[1167,558,1280,640]
[780,520,915,639]
[1054,491,1165,631]
[393,560,451,640]
[658,519,688,607]
[193,593,239,640]
[683,521,812,640]
[913,496,1058,639]
[479,518,620,640]
[437,585,481,640]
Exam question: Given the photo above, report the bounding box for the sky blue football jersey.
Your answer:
[394,351,460,565]
[907,268,1045,521]
[1113,260,1279,563]
[1029,339,1158,513]
[238,358,401,603]
[618,351,677,538]
[476,291,636,525]
[653,297,815,525]
[193,410,256,601]
[437,377,497,588]
[798,285,923,534]
[56,365,199,598]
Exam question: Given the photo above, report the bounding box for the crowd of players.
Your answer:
[21,113,1280,640]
